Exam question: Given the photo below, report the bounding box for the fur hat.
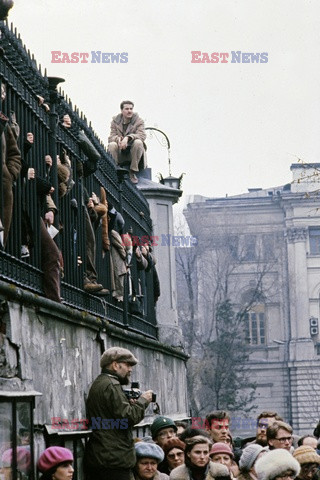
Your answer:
[135,442,164,463]
[170,462,230,480]
[239,444,266,471]
[255,449,300,480]
[293,446,320,465]
[162,437,186,455]
[207,462,231,479]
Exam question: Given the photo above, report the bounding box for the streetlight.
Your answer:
[145,127,184,190]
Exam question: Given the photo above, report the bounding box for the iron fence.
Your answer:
[0,21,157,339]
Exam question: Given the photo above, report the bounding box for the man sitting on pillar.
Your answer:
[107,100,147,184]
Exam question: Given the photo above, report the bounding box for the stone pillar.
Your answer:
[138,169,183,346]
[286,227,309,338]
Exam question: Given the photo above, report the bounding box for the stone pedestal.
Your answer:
[138,169,184,346]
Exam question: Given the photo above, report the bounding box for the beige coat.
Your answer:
[108,112,147,168]
[110,230,127,301]
[170,461,230,480]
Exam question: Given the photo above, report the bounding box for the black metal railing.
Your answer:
[0,21,157,338]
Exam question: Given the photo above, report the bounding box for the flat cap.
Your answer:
[100,347,138,368]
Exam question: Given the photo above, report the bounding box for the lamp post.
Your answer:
[145,127,184,190]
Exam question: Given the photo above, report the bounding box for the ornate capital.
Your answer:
[286,227,308,243]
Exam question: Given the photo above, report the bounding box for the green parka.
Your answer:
[85,372,148,470]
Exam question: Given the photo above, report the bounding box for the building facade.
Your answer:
[182,164,320,434]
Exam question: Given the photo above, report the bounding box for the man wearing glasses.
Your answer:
[267,421,294,452]
[255,411,283,447]
[151,416,178,448]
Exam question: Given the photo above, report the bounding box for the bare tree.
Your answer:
[176,223,276,416]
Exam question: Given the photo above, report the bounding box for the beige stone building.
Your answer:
[182,163,320,434]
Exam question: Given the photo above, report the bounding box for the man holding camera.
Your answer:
[85,346,153,480]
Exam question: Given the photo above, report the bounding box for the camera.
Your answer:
[123,382,156,402]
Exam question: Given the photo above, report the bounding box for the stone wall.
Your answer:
[0,290,189,429]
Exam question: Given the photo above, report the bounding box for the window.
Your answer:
[309,228,320,254]
[241,235,257,261]
[244,306,266,345]
[228,236,239,261]
[262,234,276,261]
[0,392,40,480]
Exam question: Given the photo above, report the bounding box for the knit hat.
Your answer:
[2,447,31,473]
[100,347,138,368]
[37,447,73,473]
[293,446,320,465]
[255,449,300,480]
[151,416,177,439]
[209,442,234,459]
[135,442,164,463]
[162,437,186,455]
[239,444,266,471]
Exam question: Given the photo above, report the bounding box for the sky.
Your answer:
[7,0,320,206]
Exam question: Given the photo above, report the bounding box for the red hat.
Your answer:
[209,442,234,458]
[37,447,73,473]
[2,447,31,473]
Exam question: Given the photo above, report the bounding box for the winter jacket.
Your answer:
[85,371,148,470]
[170,461,230,480]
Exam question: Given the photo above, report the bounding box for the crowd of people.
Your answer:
[72,347,320,480]
[0,86,158,306]
[1,347,320,480]
[82,347,320,480]
[124,410,320,480]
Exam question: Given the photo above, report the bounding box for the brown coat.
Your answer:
[1,124,21,245]
[108,112,147,145]
[94,186,110,252]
